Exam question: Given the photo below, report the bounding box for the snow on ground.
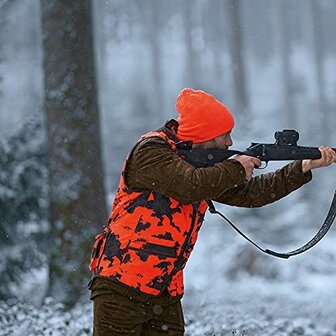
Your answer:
[183,210,336,336]
[184,275,336,335]
[2,209,336,336]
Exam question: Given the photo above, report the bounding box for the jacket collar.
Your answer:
[157,119,179,143]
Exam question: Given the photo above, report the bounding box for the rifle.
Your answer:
[176,129,336,168]
[176,129,336,259]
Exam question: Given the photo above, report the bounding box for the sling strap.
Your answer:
[207,191,336,259]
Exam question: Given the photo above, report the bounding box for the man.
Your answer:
[89,88,336,335]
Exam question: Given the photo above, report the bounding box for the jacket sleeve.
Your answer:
[213,160,312,207]
[124,137,246,204]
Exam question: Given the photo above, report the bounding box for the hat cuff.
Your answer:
[177,123,233,143]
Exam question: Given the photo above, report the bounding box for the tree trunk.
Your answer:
[40,0,107,306]
[182,0,200,88]
[149,0,164,124]
[226,0,248,114]
[310,0,329,144]
[279,1,296,128]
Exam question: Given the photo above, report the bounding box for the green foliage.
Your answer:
[0,118,49,300]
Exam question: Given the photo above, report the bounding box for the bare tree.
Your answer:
[278,1,296,127]
[181,0,201,88]
[0,0,15,127]
[148,0,165,123]
[203,0,227,86]
[40,0,107,306]
[310,0,329,144]
[225,0,248,114]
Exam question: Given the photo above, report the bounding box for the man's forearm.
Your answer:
[213,160,312,208]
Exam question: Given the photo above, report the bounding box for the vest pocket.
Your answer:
[89,230,109,272]
[129,242,177,259]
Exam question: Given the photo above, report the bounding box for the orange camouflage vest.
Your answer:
[89,128,208,296]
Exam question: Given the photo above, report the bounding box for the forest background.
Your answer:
[1,0,336,334]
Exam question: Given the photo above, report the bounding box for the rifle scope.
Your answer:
[274,129,299,146]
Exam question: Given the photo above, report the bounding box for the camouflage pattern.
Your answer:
[90,130,208,296]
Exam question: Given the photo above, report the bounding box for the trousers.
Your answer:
[91,277,185,336]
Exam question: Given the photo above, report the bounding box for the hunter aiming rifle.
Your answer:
[177,129,336,259]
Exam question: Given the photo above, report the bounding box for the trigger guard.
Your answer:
[256,161,268,169]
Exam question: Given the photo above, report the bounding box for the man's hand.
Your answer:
[234,155,262,181]
[302,147,336,174]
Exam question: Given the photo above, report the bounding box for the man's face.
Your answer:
[213,132,233,149]
[192,132,233,150]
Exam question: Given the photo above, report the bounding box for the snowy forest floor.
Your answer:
[183,279,336,336]
[2,211,336,336]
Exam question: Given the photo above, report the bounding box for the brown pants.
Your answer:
[91,277,185,336]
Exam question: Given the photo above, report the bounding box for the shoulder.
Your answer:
[125,135,176,189]
[133,136,173,155]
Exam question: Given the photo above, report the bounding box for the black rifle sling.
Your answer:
[207,191,336,259]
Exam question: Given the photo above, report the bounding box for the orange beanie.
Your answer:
[176,88,234,143]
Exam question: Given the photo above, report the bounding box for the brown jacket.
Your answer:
[125,123,312,207]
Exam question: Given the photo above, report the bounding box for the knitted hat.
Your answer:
[176,88,234,143]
